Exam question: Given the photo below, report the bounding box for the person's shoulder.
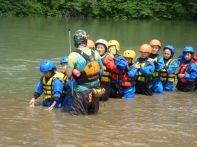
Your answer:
[93,49,101,58]
[68,50,81,60]
[147,60,154,65]
[190,61,197,67]
[53,77,63,85]
[158,55,164,60]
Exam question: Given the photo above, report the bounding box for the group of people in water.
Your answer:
[29,29,197,115]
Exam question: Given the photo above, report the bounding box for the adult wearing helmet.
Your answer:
[29,60,64,110]
[121,50,138,99]
[134,44,155,95]
[66,29,104,115]
[103,39,127,98]
[161,45,178,91]
[149,39,165,93]
[176,46,197,92]
[95,39,110,101]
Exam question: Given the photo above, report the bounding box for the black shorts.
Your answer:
[69,90,99,115]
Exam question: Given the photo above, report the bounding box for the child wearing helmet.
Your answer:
[161,45,178,91]
[149,39,165,93]
[29,60,64,111]
[103,40,127,98]
[194,54,197,90]
[95,39,110,101]
[87,39,95,49]
[176,46,197,92]
[60,56,76,112]
[134,44,155,96]
[108,40,120,56]
[121,50,138,99]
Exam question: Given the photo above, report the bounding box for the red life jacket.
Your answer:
[110,70,120,81]
[103,54,120,81]
[121,72,135,87]
[193,54,197,64]
[178,63,189,83]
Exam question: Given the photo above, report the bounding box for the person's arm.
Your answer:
[47,78,64,111]
[96,52,104,75]
[66,52,78,78]
[184,63,197,82]
[103,55,118,72]
[155,56,165,72]
[140,61,155,76]
[178,54,185,65]
[166,60,178,74]
[128,66,138,78]
[29,77,43,107]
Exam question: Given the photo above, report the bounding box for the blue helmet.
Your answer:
[163,45,175,56]
[60,56,68,65]
[183,46,195,54]
[40,60,56,73]
[73,29,87,47]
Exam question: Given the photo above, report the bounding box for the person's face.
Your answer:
[61,64,67,73]
[43,71,52,78]
[151,45,160,54]
[140,52,150,58]
[125,57,132,64]
[184,52,192,61]
[108,45,117,55]
[163,49,172,59]
[96,44,106,56]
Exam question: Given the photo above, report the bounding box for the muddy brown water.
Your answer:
[0,17,197,146]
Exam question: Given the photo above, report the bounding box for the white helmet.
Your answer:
[95,39,108,49]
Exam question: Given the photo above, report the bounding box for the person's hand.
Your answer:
[29,98,36,107]
[88,92,93,103]
[47,101,56,111]
[133,64,140,69]
[147,58,154,62]
[178,74,185,78]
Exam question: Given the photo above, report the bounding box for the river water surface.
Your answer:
[0,17,197,146]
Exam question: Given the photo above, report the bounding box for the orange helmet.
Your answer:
[139,44,152,53]
[87,39,95,48]
[149,39,161,48]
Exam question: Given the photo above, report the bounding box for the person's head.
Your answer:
[183,46,195,61]
[73,29,88,48]
[149,39,161,54]
[123,50,136,64]
[163,45,175,60]
[60,56,68,73]
[95,39,108,56]
[108,40,120,55]
[87,39,95,49]
[40,60,56,78]
[139,44,152,59]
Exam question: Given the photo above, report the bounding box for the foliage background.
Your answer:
[0,0,197,20]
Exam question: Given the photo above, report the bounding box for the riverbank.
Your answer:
[0,0,197,20]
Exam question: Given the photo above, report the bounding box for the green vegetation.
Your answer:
[0,0,197,20]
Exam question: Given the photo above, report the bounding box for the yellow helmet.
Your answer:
[123,50,136,60]
[108,40,120,51]
[149,39,161,48]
